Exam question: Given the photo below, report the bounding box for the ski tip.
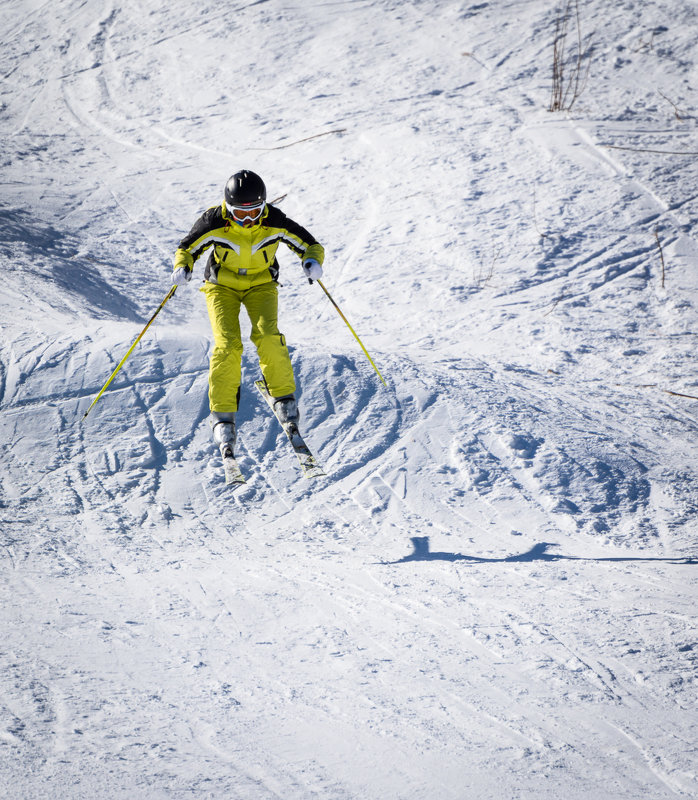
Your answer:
[222,454,246,486]
[301,462,326,479]
[303,469,326,479]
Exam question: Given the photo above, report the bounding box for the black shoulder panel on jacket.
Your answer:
[178,205,225,251]
[264,204,318,246]
[263,205,288,229]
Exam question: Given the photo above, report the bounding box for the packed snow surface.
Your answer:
[1,0,697,797]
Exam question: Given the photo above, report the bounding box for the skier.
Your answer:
[171,169,325,460]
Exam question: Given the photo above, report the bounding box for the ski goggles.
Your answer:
[228,202,265,222]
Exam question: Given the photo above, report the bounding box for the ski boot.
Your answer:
[211,413,245,485]
[211,412,236,458]
[272,394,300,431]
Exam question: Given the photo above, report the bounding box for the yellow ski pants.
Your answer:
[203,282,296,413]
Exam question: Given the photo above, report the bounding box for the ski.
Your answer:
[255,380,325,478]
[220,444,246,486]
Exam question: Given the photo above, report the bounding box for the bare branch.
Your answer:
[249,128,347,152]
[654,227,666,289]
[657,90,686,120]
[549,0,593,112]
[604,144,698,155]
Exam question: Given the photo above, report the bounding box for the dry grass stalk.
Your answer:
[654,227,666,288]
[549,0,593,112]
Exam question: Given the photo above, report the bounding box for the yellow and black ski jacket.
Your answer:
[174,203,325,291]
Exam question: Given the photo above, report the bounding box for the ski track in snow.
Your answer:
[1,0,698,798]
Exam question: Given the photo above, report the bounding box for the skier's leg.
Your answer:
[244,282,296,400]
[204,284,243,414]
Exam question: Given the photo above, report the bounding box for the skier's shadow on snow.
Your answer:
[384,537,697,565]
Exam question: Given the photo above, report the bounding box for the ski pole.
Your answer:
[316,279,386,387]
[82,285,177,420]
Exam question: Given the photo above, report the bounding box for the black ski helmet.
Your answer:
[224,170,266,207]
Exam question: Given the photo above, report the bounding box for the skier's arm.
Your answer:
[284,217,325,266]
[173,206,225,274]
[265,206,325,267]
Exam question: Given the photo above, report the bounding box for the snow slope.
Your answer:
[1,0,697,797]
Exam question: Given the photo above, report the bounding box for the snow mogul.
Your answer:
[171,169,325,463]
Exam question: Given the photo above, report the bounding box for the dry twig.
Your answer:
[654,227,666,289]
[249,128,347,152]
[605,144,698,155]
[657,90,686,120]
[473,247,500,289]
[549,0,594,112]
